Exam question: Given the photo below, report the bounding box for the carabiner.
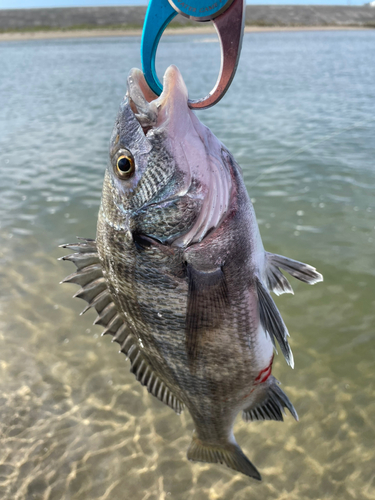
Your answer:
[141,0,245,110]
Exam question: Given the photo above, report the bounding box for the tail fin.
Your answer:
[265,252,323,296]
[187,433,261,480]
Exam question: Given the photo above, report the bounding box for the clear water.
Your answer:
[0,31,375,500]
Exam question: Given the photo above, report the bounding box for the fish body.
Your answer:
[62,66,322,480]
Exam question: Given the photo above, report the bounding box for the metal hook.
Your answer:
[141,0,245,110]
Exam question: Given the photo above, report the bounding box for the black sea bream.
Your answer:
[61,65,323,480]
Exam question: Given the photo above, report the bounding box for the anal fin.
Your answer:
[187,433,261,480]
[243,375,298,422]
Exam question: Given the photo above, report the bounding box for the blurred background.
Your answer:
[0,2,374,500]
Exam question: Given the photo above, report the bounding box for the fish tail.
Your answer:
[187,433,261,480]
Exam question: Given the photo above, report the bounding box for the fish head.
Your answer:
[101,65,232,246]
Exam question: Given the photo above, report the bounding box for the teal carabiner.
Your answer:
[141,0,245,109]
[141,0,177,96]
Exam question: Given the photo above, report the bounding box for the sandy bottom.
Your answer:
[0,25,372,42]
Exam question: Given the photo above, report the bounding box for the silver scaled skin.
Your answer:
[62,65,323,480]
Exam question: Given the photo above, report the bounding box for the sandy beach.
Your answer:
[0,25,373,42]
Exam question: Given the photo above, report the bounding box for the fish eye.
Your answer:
[116,152,135,180]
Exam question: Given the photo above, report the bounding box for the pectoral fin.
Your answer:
[243,375,298,422]
[265,252,323,295]
[256,277,294,368]
[185,263,229,364]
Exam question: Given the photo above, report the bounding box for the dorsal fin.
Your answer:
[60,239,184,414]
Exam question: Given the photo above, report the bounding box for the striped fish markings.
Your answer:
[61,66,323,480]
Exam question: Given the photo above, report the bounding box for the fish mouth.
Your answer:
[127,65,189,135]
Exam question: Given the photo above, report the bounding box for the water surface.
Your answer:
[0,31,375,500]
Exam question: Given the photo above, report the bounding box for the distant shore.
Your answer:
[1,25,373,42]
[0,5,374,43]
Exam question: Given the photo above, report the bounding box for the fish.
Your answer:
[60,65,323,480]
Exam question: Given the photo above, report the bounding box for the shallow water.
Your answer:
[0,31,375,500]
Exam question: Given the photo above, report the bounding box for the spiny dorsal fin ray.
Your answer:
[265,252,323,295]
[255,277,294,368]
[117,329,184,414]
[59,252,100,270]
[62,264,103,287]
[94,301,117,327]
[60,238,184,415]
[81,289,112,316]
[60,238,96,253]
[102,314,124,336]
[73,277,107,304]
[242,375,298,422]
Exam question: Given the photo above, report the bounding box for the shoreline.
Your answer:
[1,25,373,42]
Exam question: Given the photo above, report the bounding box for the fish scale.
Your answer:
[61,65,322,480]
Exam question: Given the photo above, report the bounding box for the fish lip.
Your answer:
[127,65,185,105]
[127,65,189,133]
[154,65,188,108]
